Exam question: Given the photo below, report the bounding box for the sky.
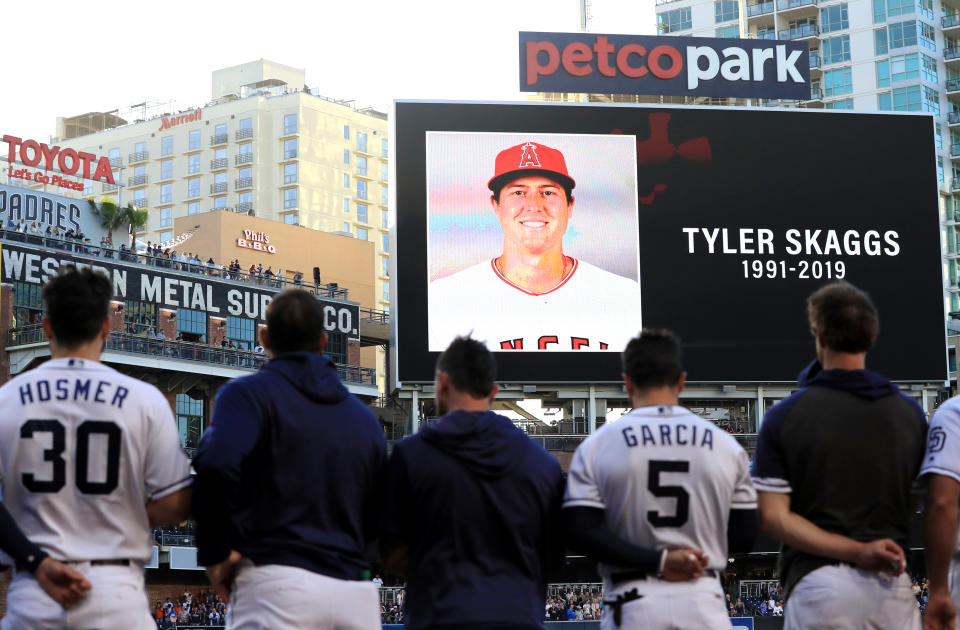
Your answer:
[2,0,656,142]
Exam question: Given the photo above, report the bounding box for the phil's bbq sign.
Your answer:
[519,32,810,99]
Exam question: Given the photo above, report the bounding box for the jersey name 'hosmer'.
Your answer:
[0,358,192,564]
[428,258,643,352]
[564,405,756,586]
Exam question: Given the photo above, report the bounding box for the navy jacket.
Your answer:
[382,410,565,630]
[752,360,927,597]
[193,352,385,579]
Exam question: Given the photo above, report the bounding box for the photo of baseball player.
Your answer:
[427,132,642,352]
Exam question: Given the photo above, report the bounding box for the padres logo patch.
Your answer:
[929,426,947,453]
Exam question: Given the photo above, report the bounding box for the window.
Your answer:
[344,149,350,164]
[176,394,204,450]
[924,86,940,114]
[382,281,390,302]
[877,60,891,86]
[284,213,298,225]
[160,159,173,180]
[357,228,369,241]
[284,187,297,209]
[715,0,738,22]
[357,204,368,223]
[214,172,226,186]
[344,221,350,232]
[715,25,739,37]
[123,300,156,335]
[83,180,93,196]
[381,258,389,277]
[284,162,297,184]
[214,197,226,210]
[891,53,920,81]
[939,156,945,184]
[344,173,350,187]
[226,316,256,349]
[177,308,207,338]
[825,98,854,109]
[158,230,172,243]
[357,132,368,153]
[188,154,200,174]
[658,7,692,33]
[133,164,146,179]
[878,91,892,109]
[357,156,368,176]
[874,0,886,21]
[284,113,297,135]
[382,233,389,250]
[214,147,227,161]
[887,0,914,18]
[381,209,388,228]
[892,84,922,110]
[188,130,200,151]
[108,148,120,164]
[160,183,172,204]
[875,28,888,54]
[381,186,388,205]
[324,333,347,364]
[919,21,935,50]
[381,138,388,158]
[283,138,297,160]
[188,178,200,198]
[824,67,853,96]
[239,167,252,181]
[239,191,252,206]
[160,207,172,227]
[888,20,917,48]
[161,136,173,156]
[381,164,388,183]
[12,282,44,327]
[822,35,851,64]
[936,123,943,150]
[343,125,350,139]
[357,180,368,200]
[821,4,849,32]
[188,201,200,215]
[922,53,938,82]
[919,0,933,19]
[344,197,351,213]
[239,117,252,131]
[215,123,227,136]
[134,141,146,153]
[134,189,146,202]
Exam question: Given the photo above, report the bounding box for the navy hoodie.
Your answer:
[752,360,927,597]
[382,410,564,630]
[192,352,385,578]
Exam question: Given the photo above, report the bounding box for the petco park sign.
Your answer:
[519,31,810,99]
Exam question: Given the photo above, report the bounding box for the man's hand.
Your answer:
[660,548,708,582]
[34,557,91,609]
[925,590,957,630]
[205,550,244,603]
[852,538,905,574]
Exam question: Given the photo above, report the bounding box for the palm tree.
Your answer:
[87,199,147,246]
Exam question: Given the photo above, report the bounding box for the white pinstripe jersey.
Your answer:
[0,358,192,564]
[564,405,756,577]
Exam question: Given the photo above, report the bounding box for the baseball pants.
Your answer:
[785,564,920,630]
[601,575,731,630]
[1,562,155,630]
[227,560,380,630]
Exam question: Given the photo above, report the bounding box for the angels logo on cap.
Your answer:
[488,142,576,193]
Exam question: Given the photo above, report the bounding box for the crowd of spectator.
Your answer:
[913,575,929,614]
[153,590,227,628]
[544,588,603,621]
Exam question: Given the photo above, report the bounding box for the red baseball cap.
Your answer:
[487,142,576,193]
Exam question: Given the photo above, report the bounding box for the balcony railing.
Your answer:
[210,182,227,194]
[944,14,960,28]
[131,198,148,208]
[128,174,148,187]
[237,201,254,213]
[235,177,253,190]
[949,79,960,93]
[806,87,824,100]
[236,128,254,141]
[210,158,228,170]
[947,47,960,60]
[210,133,228,146]
[235,153,253,165]
[128,151,149,164]
[102,183,118,192]
[7,326,377,386]
[756,30,777,39]
[779,24,819,40]
[809,51,821,68]
[778,0,817,9]
[747,2,774,15]
[951,143,960,157]
[949,111,960,124]
[109,157,122,168]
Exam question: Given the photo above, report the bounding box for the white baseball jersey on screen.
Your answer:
[428,258,642,352]
[564,405,756,579]
[0,358,192,564]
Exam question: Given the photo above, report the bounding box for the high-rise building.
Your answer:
[648,0,960,383]
[55,60,391,317]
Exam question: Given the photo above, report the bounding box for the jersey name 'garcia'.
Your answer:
[428,258,643,352]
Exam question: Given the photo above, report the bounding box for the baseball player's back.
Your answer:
[0,358,191,630]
